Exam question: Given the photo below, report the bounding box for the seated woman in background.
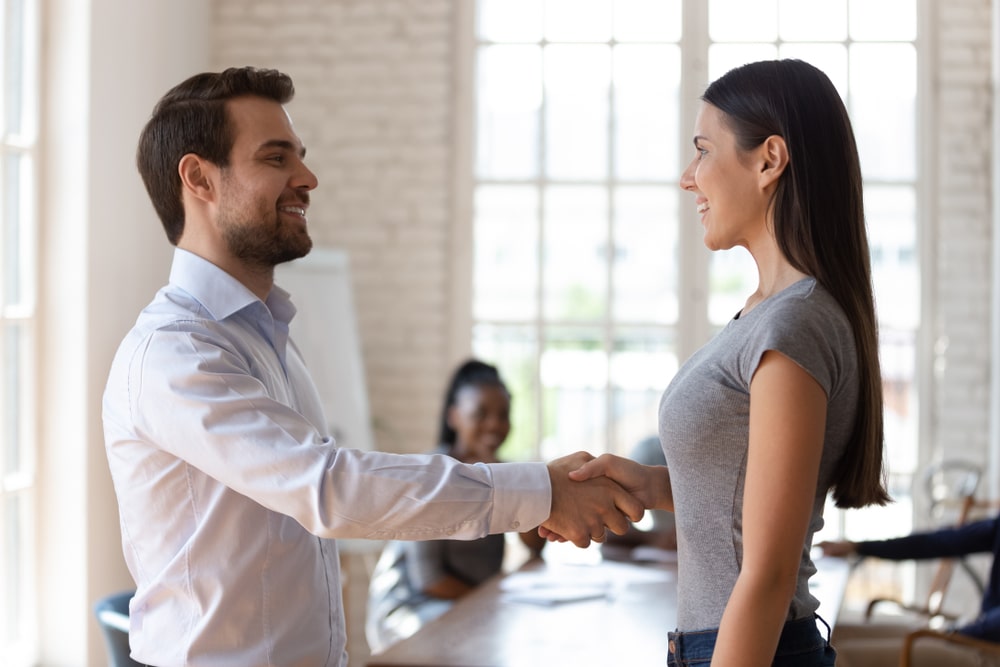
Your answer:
[365,359,546,653]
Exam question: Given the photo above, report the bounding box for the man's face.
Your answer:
[216,95,318,268]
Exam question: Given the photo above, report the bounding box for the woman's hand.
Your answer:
[567,453,672,513]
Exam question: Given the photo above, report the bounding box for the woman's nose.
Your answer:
[679,160,696,191]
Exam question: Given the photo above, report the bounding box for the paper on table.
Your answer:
[499,562,673,606]
[499,570,610,606]
[502,586,609,606]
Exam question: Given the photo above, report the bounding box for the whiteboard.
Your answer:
[275,248,374,451]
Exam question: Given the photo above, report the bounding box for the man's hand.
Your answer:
[540,451,645,548]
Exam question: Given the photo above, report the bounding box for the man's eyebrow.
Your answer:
[258,139,307,158]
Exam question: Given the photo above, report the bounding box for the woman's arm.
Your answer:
[404,540,473,600]
[712,350,828,666]
[421,575,474,600]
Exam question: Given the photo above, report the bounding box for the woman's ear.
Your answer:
[178,153,218,204]
[758,135,789,190]
[445,404,460,431]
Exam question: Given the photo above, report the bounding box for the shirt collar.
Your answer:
[168,248,297,327]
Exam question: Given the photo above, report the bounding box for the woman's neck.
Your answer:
[742,259,810,317]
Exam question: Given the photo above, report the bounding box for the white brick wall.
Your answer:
[932,0,993,469]
[210,0,998,478]
[213,0,459,455]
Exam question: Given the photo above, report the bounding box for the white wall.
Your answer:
[38,1,210,664]
[930,0,995,480]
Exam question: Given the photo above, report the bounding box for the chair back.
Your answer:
[93,590,143,667]
[924,494,976,616]
[864,461,986,625]
[922,459,981,523]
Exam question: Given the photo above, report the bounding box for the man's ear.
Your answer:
[178,153,218,204]
[758,135,789,190]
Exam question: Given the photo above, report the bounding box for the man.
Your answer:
[818,512,1000,666]
[102,67,642,666]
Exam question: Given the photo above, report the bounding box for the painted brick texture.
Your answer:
[214,0,457,456]
[932,0,992,467]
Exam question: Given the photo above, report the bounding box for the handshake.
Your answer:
[538,451,671,548]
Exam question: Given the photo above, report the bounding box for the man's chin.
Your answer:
[275,237,313,265]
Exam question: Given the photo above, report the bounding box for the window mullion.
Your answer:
[534,42,547,460]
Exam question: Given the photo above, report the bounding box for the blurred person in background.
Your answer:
[366,360,547,653]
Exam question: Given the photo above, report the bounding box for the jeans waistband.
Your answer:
[667,614,835,666]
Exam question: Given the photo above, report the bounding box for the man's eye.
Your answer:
[268,155,286,164]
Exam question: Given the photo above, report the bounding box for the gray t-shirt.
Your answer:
[659,277,858,631]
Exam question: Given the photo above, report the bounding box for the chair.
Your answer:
[865,459,987,626]
[900,628,1000,666]
[94,590,144,667]
[864,494,978,626]
[922,459,983,523]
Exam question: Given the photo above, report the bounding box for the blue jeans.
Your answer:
[667,614,837,666]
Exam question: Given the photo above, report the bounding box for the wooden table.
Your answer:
[366,550,850,667]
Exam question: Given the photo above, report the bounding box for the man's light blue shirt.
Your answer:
[102,248,551,666]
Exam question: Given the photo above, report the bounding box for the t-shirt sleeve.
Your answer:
[739,290,856,400]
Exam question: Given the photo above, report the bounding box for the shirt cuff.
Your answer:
[486,461,551,534]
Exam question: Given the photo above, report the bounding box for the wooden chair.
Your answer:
[865,493,981,626]
[900,628,1000,666]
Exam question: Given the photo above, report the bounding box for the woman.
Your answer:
[553,59,891,666]
[366,359,545,653]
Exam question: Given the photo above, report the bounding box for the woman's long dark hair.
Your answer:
[702,59,889,508]
[437,359,509,451]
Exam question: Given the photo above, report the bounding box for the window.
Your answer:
[0,0,38,662]
[470,0,920,541]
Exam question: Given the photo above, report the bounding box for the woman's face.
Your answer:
[679,102,770,252]
[447,384,511,463]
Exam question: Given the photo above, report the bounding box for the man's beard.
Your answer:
[218,193,312,268]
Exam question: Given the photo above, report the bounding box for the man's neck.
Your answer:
[176,242,274,302]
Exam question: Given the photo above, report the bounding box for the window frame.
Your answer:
[0,0,40,662]
[456,0,929,535]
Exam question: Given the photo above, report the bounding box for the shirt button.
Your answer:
[511,521,520,529]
